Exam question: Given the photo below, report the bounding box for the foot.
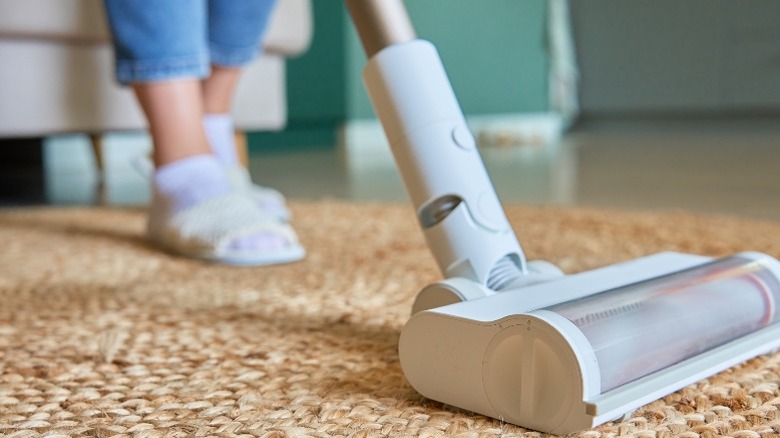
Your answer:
[204,114,291,220]
[148,155,304,265]
[225,165,291,221]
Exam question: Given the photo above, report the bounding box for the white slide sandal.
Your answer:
[147,192,305,266]
[132,154,292,222]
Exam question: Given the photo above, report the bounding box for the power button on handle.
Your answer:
[452,125,476,150]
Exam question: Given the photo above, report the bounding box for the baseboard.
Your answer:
[339,112,565,167]
[43,133,151,205]
[248,124,339,153]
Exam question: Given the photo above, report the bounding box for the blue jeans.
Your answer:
[103,0,278,84]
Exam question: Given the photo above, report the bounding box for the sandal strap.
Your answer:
[159,193,298,254]
[226,166,286,203]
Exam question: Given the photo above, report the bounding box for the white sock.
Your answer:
[203,114,238,167]
[154,155,232,215]
[153,154,286,251]
[202,114,289,220]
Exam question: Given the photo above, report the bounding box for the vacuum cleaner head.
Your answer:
[400,251,780,434]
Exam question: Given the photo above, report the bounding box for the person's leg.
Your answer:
[202,0,277,162]
[201,66,242,167]
[133,79,211,167]
[202,65,242,115]
[103,0,211,168]
[201,0,290,219]
[133,80,236,216]
[102,0,303,264]
[201,0,277,165]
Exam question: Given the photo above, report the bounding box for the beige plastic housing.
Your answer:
[402,310,599,434]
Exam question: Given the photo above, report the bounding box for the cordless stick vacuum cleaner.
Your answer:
[344,1,780,434]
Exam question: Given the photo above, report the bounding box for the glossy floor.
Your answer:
[41,117,780,223]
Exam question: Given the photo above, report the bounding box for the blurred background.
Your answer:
[2,0,779,221]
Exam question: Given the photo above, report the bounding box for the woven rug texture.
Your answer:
[1,202,780,438]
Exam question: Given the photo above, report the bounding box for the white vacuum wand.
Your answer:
[345,1,780,434]
[345,1,562,306]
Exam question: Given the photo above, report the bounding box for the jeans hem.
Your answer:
[208,41,262,67]
[115,54,210,84]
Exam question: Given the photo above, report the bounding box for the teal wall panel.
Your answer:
[347,0,550,119]
[251,1,548,150]
[285,1,346,123]
[249,1,347,150]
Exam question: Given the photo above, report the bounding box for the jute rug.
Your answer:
[2,201,780,438]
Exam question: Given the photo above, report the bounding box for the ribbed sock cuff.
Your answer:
[203,114,238,167]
